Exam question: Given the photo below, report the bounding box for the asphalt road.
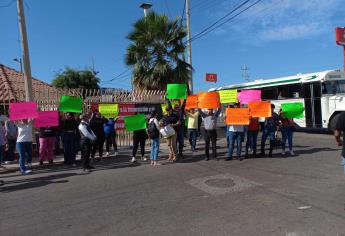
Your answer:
[1,132,344,236]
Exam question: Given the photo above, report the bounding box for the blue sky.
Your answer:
[1,0,345,92]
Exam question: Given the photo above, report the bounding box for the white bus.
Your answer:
[210,70,345,130]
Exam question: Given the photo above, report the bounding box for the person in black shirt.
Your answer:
[131,127,148,163]
[61,113,79,166]
[89,111,106,160]
[334,111,345,174]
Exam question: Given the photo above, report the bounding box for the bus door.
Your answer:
[302,82,322,128]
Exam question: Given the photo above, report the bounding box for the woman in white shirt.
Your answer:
[148,112,161,166]
[16,119,33,174]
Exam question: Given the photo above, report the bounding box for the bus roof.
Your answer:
[209,70,345,91]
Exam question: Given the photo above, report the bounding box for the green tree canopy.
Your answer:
[52,67,100,89]
[125,12,192,91]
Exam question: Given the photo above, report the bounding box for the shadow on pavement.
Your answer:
[0,173,78,193]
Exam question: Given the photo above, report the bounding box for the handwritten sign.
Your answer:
[99,104,119,118]
[9,102,38,121]
[218,90,237,103]
[281,102,304,118]
[198,92,221,109]
[34,111,59,128]
[185,95,198,110]
[59,96,83,113]
[225,108,250,125]
[238,90,261,104]
[248,101,271,118]
[166,84,187,99]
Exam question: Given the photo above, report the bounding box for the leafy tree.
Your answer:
[52,67,100,89]
[125,12,192,91]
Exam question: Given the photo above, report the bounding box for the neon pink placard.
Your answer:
[34,111,59,128]
[9,102,38,121]
[238,90,261,104]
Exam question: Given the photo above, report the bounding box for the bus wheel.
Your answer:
[329,113,342,132]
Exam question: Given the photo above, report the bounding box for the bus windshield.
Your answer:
[322,80,345,94]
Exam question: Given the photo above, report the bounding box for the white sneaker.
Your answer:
[106,152,110,157]
[131,157,136,163]
[289,150,295,155]
[114,151,118,157]
[282,151,286,155]
[27,163,32,168]
[142,157,148,161]
[23,170,32,174]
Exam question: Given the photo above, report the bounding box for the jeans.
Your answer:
[261,129,276,154]
[105,133,118,152]
[39,137,55,161]
[204,129,217,159]
[188,129,197,151]
[246,131,258,156]
[16,142,32,172]
[81,138,91,169]
[227,131,244,159]
[176,126,184,155]
[6,139,16,161]
[61,132,77,165]
[281,126,294,151]
[150,138,160,161]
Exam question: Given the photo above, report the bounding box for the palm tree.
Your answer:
[125,12,192,91]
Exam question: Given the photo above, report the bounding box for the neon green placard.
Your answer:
[166,84,187,99]
[59,96,83,113]
[281,102,304,118]
[218,90,237,103]
[123,114,147,131]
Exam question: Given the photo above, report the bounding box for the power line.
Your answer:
[187,0,262,43]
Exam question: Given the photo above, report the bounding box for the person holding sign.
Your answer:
[260,104,280,157]
[198,108,221,161]
[185,109,199,152]
[245,117,260,158]
[163,107,179,162]
[279,109,297,156]
[226,104,245,161]
[61,113,79,166]
[78,114,97,171]
[90,111,107,160]
[104,118,118,157]
[15,119,34,174]
[38,127,56,165]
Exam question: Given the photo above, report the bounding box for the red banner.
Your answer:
[336,27,345,46]
[206,73,217,82]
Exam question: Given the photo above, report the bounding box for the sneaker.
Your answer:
[27,163,32,168]
[114,151,118,157]
[282,151,286,155]
[131,157,136,163]
[72,163,77,167]
[289,150,295,155]
[49,160,54,164]
[106,152,110,157]
[22,170,32,175]
[142,157,148,161]
[205,157,209,161]
[83,168,91,172]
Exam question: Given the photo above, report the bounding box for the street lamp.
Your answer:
[140,3,152,17]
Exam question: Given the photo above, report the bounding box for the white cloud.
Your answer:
[206,0,344,42]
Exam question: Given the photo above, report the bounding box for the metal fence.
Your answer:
[1,87,166,149]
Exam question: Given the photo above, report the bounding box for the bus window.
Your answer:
[322,80,345,94]
[261,87,278,100]
[277,84,302,99]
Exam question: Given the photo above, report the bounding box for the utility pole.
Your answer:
[241,64,250,82]
[17,0,33,102]
[185,0,193,94]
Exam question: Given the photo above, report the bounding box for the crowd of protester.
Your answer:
[0,100,302,174]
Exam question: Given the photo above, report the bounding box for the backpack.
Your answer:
[148,120,159,139]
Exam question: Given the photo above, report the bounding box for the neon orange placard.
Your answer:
[248,101,272,118]
[185,95,198,110]
[225,108,250,125]
[198,92,221,109]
